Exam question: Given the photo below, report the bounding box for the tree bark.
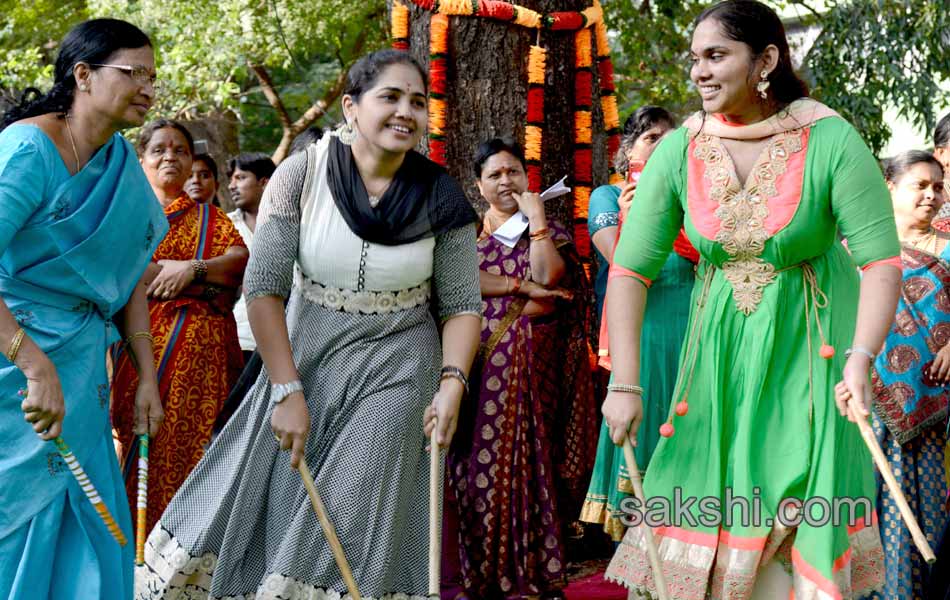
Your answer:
[406,0,608,227]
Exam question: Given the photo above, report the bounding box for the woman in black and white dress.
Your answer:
[138,49,482,600]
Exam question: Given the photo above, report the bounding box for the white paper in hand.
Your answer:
[490,177,571,247]
[539,176,571,202]
[491,211,529,248]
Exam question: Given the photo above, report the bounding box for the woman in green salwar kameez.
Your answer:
[602,2,900,598]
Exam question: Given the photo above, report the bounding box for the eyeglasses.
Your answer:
[89,64,157,86]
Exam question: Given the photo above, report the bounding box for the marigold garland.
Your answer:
[407,0,604,30]
[594,21,621,184]
[524,44,546,193]
[391,1,410,50]
[402,0,619,252]
[573,26,594,260]
[428,13,450,166]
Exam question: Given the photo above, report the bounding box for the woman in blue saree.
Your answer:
[0,19,167,599]
[866,150,948,599]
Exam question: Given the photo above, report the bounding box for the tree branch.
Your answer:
[248,61,292,129]
[270,24,374,164]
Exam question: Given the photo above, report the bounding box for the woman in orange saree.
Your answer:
[111,119,248,530]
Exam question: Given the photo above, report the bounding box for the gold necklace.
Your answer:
[63,115,81,173]
[905,228,940,254]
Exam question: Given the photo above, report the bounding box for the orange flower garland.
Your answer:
[573,26,594,260]
[428,13,449,166]
[594,21,622,184]
[525,45,546,193]
[391,1,410,50]
[400,0,619,262]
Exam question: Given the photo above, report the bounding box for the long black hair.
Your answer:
[694,0,809,107]
[1,19,151,131]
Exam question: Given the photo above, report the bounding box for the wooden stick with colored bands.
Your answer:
[429,430,442,599]
[298,457,362,599]
[622,439,670,600]
[136,434,149,565]
[850,407,936,563]
[54,436,128,546]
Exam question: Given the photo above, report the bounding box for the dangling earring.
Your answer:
[756,70,770,100]
[337,120,357,145]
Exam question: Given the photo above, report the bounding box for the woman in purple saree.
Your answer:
[445,138,597,600]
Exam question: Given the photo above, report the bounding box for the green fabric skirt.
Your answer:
[580,252,694,540]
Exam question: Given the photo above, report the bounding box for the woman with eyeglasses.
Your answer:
[110,119,248,534]
[0,19,167,599]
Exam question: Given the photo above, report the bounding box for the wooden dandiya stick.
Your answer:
[621,439,670,600]
[136,434,149,565]
[54,436,128,546]
[849,405,936,563]
[298,457,362,599]
[428,431,442,599]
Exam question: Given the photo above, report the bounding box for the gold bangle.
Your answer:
[125,331,154,346]
[5,327,25,363]
[529,227,551,242]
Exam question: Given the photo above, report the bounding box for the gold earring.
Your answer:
[756,70,770,99]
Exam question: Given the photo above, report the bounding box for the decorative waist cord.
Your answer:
[656,261,832,439]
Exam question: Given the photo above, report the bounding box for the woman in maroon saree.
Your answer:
[446,138,596,600]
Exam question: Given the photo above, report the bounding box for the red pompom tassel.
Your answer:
[675,401,689,417]
[659,423,675,438]
[820,344,835,359]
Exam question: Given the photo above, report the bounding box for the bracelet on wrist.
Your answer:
[440,366,469,392]
[529,227,551,242]
[124,331,154,346]
[191,259,208,283]
[511,277,522,294]
[5,327,25,363]
[607,382,643,395]
[844,346,876,361]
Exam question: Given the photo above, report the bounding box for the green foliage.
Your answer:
[88,0,385,122]
[601,0,706,120]
[603,0,949,154]
[0,0,87,104]
[804,0,950,153]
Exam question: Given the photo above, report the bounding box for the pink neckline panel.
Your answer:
[686,128,811,242]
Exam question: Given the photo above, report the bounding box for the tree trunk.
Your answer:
[406,0,609,227]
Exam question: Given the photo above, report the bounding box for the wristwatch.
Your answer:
[271,380,304,404]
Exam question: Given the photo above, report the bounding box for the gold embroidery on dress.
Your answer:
[693,131,804,314]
